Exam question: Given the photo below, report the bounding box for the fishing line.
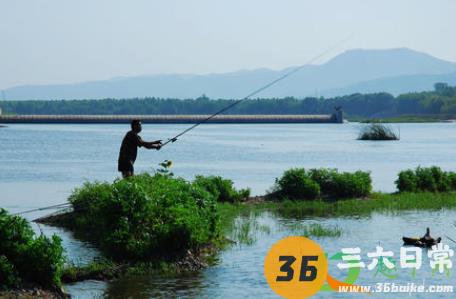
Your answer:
[446,235,456,245]
[161,35,353,147]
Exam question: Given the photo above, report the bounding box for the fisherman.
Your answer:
[420,227,441,247]
[118,119,162,178]
[403,227,441,248]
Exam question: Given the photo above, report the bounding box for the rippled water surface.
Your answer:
[1,123,455,298]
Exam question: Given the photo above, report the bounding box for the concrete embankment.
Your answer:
[0,113,344,124]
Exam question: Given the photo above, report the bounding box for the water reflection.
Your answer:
[68,210,456,298]
[1,123,456,298]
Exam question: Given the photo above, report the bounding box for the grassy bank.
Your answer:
[40,191,456,283]
[217,192,456,220]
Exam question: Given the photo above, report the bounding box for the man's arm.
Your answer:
[140,139,162,150]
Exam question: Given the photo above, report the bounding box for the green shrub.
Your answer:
[331,171,372,198]
[19,235,65,288]
[450,173,456,190]
[273,168,372,200]
[68,173,219,261]
[0,256,20,289]
[430,166,452,192]
[395,170,418,192]
[193,175,250,202]
[275,168,320,200]
[309,168,338,195]
[396,166,455,192]
[415,167,438,192]
[0,209,65,289]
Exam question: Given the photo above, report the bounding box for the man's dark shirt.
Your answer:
[118,131,143,172]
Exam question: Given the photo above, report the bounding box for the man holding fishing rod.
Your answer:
[115,39,351,179]
[118,119,162,178]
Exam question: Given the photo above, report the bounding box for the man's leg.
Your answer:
[119,160,134,178]
[122,171,133,178]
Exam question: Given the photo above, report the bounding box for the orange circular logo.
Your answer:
[264,236,328,299]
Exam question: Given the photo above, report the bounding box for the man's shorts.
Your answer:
[118,159,134,173]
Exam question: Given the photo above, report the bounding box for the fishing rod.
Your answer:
[160,36,352,147]
[11,202,72,216]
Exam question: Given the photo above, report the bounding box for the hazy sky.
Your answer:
[1,0,455,89]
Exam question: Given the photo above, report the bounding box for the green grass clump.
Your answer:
[62,260,118,282]
[358,123,399,140]
[230,215,271,246]
[396,166,456,192]
[193,175,250,202]
[284,222,342,238]
[68,173,219,261]
[293,223,342,238]
[0,209,65,290]
[272,168,371,200]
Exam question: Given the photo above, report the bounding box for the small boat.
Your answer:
[402,237,426,247]
[402,228,441,248]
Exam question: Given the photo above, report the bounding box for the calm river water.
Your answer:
[1,123,455,298]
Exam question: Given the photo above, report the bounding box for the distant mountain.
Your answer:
[322,72,456,97]
[3,48,456,100]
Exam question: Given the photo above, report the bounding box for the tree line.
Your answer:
[1,83,455,119]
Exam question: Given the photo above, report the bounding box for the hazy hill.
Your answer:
[3,48,456,100]
[322,72,456,97]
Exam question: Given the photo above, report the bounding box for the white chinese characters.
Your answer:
[336,244,453,273]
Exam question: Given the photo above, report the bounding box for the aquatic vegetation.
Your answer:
[302,223,342,238]
[61,258,188,283]
[232,217,256,246]
[396,166,456,192]
[216,203,272,246]
[358,123,399,140]
[194,175,250,202]
[62,260,118,283]
[216,193,456,222]
[0,209,65,290]
[229,214,272,246]
[272,193,456,219]
[272,168,371,200]
[216,202,252,236]
[67,173,219,261]
[287,223,342,238]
